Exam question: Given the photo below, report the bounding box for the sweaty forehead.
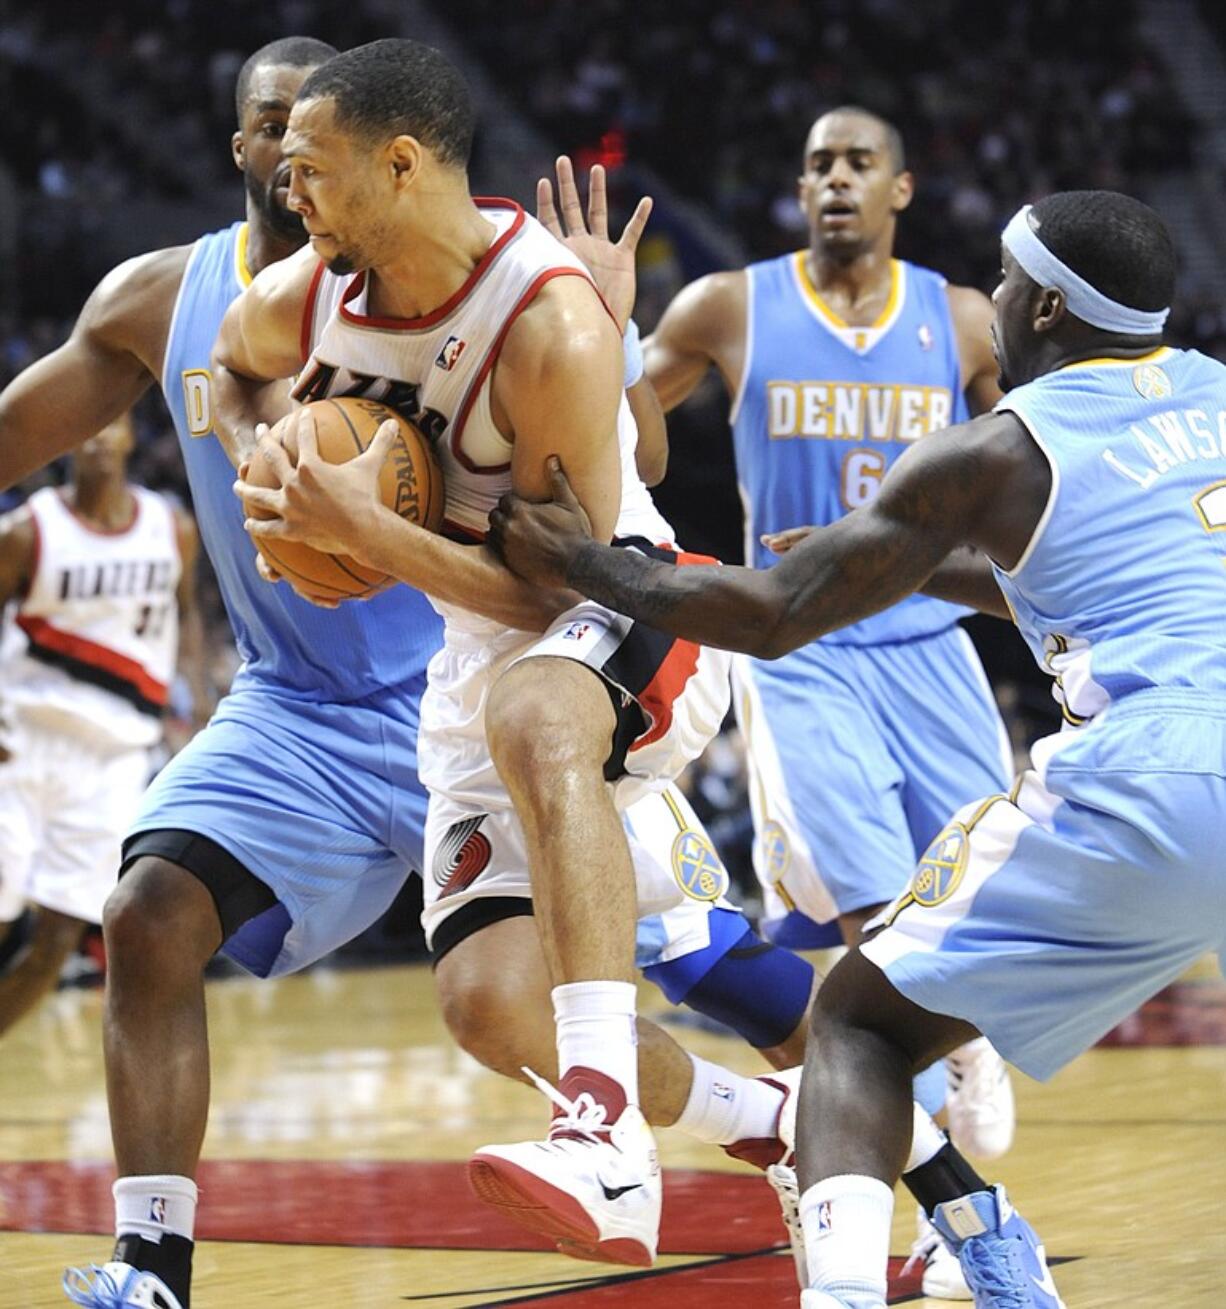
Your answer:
[284,96,341,152]
[243,63,313,118]
[804,114,887,159]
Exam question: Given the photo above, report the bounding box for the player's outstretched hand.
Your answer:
[234,409,395,563]
[536,156,651,331]
[488,456,594,588]
[761,525,815,556]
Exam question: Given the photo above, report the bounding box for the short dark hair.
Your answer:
[1029,191,1176,313]
[235,37,337,121]
[817,105,906,173]
[297,39,476,169]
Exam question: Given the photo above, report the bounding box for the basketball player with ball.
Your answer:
[0,38,817,1309]
[225,39,792,1270]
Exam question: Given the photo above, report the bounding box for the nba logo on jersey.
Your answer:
[434,335,467,371]
[918,323,934,351]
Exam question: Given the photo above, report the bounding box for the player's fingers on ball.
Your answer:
[254,433,293,483]
[367,419,399,460]
[254,553,281,583]
[297,407,320,461]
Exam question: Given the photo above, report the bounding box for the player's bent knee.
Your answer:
[436,972,552,1080]
[103,857,223,970]
[486,660,614,782]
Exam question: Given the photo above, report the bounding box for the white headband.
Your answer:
[1002,205,1169,336]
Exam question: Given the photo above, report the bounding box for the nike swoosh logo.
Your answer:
[1031,1260,1060,1300]
[600,1180,643,1201]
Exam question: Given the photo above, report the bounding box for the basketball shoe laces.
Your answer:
[957,1238,1029,1309]
[62,1264,163,1309]
[522,1067,612,1144]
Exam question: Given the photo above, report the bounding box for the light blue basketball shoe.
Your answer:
[931,1186,1065,1308]
[62,1262,183,1309]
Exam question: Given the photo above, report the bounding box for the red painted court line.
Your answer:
[0,1160,787,1255]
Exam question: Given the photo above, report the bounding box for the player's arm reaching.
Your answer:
[211,246,317,467]
[172,508,215,731]
[762,526,1013,620]
[0,249,187,491]
[534,156,668,485]
[644,272,747,412]
[489,410,1048,656]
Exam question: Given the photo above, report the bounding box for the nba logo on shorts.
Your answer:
[562,622,591,641]
[435,336,467,371]
[150,1197,166,1224]
[817,1199,833,1232]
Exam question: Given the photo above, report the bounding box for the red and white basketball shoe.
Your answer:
[723,1064,801,1170]
[468,1066,662,1267]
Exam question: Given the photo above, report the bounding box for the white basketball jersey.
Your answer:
[0,486,181,748]
[294,199,672,633]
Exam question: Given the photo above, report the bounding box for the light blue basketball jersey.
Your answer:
[732,254,970,645]
[994,347,1226,719]
[161,222,443,700]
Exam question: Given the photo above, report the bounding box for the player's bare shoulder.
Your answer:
[82,244,197,378]
[0,502,37,602]
[498,273,621,389]
[945,282,995,341]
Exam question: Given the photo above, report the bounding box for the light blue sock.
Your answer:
[913,1061,946,1117]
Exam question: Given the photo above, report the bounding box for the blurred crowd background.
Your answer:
[3,0,1223,950]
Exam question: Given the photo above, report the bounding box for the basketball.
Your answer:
[246,397,444,601]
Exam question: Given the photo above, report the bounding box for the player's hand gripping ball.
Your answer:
[244,397,444,601]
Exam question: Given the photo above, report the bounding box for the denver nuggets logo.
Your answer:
[1132,363,1172,400]
[759,820,790,884]
[910,822,969,907]
[672,830,729,902]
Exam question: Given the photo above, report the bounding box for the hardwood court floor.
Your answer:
[2,959,1224,1307]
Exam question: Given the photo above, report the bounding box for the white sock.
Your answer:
[553,980,638,1105]
[800,1173,893,1304]
[114,1174,198,1244]
[904,1103,949,1174]
[673,1054,784,1143]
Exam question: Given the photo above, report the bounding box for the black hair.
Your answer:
[235,37,337,122]
[815,105,906,173]
[296,38,476,169]
[1028,191,1176,312]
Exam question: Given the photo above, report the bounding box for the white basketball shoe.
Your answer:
[766,1162,807,1286]
[468,1066,661,1267]
[724,1064,801,1169]
[902,1206,973,1299]
[62,1262,183,1308]
[945,1038,1015,1159]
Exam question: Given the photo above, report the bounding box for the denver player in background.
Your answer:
[643,105,1017,1276]
[0,412,207,1039]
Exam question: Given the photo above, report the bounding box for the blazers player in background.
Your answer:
[0,39,816,1309]
[645,107,1016,1171]
[489,188,1217,1308]
[0,413,206,1039]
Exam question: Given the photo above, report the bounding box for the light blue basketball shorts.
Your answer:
[862,690,1226,1081]
[129,677,432,978]
[735,624,1012,923]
